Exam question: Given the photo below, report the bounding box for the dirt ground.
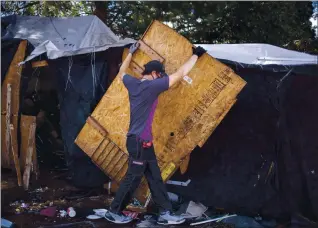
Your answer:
[1,169,234,228]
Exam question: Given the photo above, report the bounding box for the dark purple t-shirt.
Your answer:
[123,74,169,141]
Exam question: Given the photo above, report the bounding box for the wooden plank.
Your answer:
[107,151,124,175]
[23,123,36,190]
[100,145,118,171]
[96,141,115,166]
[1,40,28,169]
[86,116,108,137]
[103,147,121,173]
[5,84,12,168]
[114,163,128,183]
[32,60,48,68]
[75,20,246,205]
[138,40,165,63]
[20,115,37,175]
[130,61,144,78]
[111,154,128,182]
[91,138,110,162]
[10,124,22,186]
[75,123,105,157]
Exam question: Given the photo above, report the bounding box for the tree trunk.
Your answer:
[94,2,107,23]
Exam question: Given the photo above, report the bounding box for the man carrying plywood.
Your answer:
[104,42,206,225]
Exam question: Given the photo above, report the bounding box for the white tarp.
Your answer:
[3,15,135,63]
[197,43,317,66]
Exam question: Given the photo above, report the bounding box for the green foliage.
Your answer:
[1,1,316,53]
[285,39,318,55]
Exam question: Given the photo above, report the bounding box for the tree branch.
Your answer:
[14,1,40,12]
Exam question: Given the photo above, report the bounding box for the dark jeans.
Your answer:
[110,135,172,213]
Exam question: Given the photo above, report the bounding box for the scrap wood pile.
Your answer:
[1,40,39,190]
[1,40,66,192]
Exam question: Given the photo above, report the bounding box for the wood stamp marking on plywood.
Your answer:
[163,78,226,154]
[218,68,232,84]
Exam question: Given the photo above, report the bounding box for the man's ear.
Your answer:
[151,71,157,77]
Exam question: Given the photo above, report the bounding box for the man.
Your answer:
[104,42,206,225]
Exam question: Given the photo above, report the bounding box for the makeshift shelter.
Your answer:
[1,15,134,189]
[168,44,318,220]
[1,15,318,220]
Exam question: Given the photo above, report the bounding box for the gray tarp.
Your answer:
[2,15,135,63]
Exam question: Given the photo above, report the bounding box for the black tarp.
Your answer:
[48,47,125,188]
[49,52,109,188]
[168,65,318,220]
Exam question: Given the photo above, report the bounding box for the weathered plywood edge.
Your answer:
[1,40,27,169]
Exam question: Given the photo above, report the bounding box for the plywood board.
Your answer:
[198,99,237,147]
[75,20,246,204]
[1,40,27,169]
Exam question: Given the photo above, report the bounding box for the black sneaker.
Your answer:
[157,211,185,225]
[104,210,133,224]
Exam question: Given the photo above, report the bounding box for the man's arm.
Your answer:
[118,42,140,80]
[118,53,132,80]
[168,46,206,87]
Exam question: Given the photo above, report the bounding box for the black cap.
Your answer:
[142,60,167,77]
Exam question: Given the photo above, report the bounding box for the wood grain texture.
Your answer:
[75,20,246,205]
[23,123,36,190]
[20,115,37,173]
[198,99,237,147]
[180,155,191,174]
[10,124,22,186]
[1,40,27,169]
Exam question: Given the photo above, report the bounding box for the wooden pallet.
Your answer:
[75,20,246,205]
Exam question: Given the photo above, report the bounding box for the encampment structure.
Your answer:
[1,15,318,220]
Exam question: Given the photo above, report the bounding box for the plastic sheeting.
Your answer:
[168,67,318,220]
[2,15,134,63]
[197,43,318,66]
[49,51,111,188]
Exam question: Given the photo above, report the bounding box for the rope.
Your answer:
[64,56,73,91]
[91,47,96,98]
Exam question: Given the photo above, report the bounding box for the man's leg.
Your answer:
[105,136,145,224]
[144,146,185,225]
[145,160,172,212]
[109,162,144,213]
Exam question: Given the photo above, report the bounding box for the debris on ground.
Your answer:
[1,170,288,228]
[190,214,237,226]
[40,207,57,217]
[1,218,15,228]
[135,213,159,228]
[37,221,97,228]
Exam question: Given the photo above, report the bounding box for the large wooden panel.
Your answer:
[75,20,246,205]
[1,40,27,169]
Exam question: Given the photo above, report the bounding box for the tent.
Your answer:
[2,15,318,220]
